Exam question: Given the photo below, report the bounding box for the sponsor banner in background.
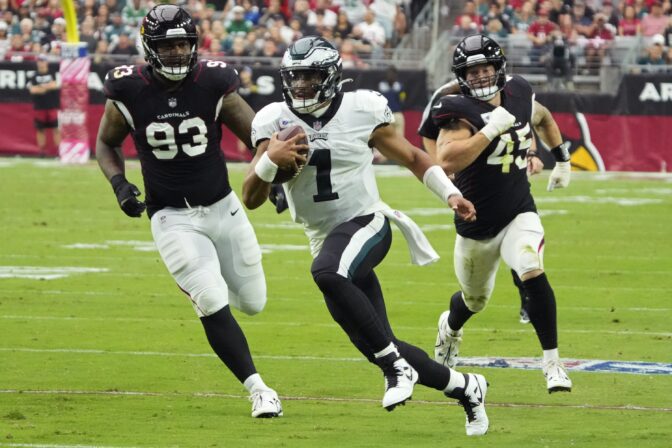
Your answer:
[1,60,670,171]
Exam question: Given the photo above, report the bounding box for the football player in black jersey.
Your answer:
[95,5,299,418]
[419,78,571,325]
[428,35,572,393]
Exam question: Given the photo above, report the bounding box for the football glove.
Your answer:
[268,183,288,214]
[547,161,571,191]
[110,174,146,217]
[480,106,516,141]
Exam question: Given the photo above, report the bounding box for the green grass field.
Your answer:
[1,158,671,447]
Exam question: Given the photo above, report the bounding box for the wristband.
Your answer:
[423,165,462,203]
[479,122,500,142]
[550,141,571,162]
[254,151,279,183]
[110,174,127,193]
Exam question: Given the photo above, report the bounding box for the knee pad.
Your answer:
[462,293,489,313]
[229,280,267,316]
[181,269,229,318]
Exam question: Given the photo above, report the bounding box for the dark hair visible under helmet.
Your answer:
[452,35,507,100]
[141,5,198,81]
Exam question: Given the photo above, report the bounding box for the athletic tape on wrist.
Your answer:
[254,152,279,183]
[423,165,461,203]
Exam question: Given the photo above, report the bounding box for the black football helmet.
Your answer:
[452,34,507,100]
[280,36,342,114]
[141,5,198,81]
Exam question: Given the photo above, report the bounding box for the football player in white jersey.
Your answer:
[242,37,489,436]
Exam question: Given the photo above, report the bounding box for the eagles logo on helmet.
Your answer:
[452,35,507,101]
[141,5,198,81]
[280,37,343,114]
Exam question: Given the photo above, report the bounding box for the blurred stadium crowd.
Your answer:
[0,0,670,75]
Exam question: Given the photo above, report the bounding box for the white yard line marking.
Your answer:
[0,444,146,448]
[0,389,669,413]
[2,348,671,375]
[0,316,670,336]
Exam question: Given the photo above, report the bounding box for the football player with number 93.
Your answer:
[95,5,286,418]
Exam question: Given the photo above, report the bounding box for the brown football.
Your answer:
[273,125,309,184]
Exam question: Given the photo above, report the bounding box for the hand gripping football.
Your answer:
[273,125,309,183]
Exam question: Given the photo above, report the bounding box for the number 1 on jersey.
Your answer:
[309,149,339,202]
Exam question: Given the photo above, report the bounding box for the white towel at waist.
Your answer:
[380,206,440,266]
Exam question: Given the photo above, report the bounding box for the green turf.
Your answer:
[1,159,671,447]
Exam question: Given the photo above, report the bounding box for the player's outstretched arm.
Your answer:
[371,124,476,222]
[218,92,255,150]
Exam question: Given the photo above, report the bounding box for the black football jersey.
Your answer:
[431,75,537,239]
[27,70,60,110]
[103,61,240,217]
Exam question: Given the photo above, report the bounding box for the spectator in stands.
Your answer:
[0,21,10,59]
[619,4,642,36]
[242,0,261,25]
[584,13,614,69]
[92,38,110,64]
[456,1,482,31]
[27,55,60,157]
[528,8,558,64]
[334,0,367,25]
[122,0,148,28]
[259,0,286,28]
[601,0,620,30]
[309,0,338,29]
[571,0,595,37]
[392,3,408,45]
[546,29,575,90]
[5,34,29,62]
[105,13,131,43]
[229,35,251,61]
[340,37,368,68]
[641,1,669,36]
[110,31,139,56]
[512,1,537,34]
[485,17,510,39]
[206,38,225,57]
[377,64,406,141]
[77,0,99,22]
[79,17,99,54]
[352,8,386,55]
[664,15,672,45]
[370,0,397,42]
[334,9,353,40]
[227,5,253,37]
[453,13,479,39]
[292,0,312,29]
[104,0,121,16]
[483,2,513,36]
[636,33,668,68]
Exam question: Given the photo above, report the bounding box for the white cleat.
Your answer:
[447,373,489,436]
[250,389,283,418]
[543,359,572,393]
[380,356,418,411]
[435,311,463,368]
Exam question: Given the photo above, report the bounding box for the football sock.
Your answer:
[444,370,467,394]
[200,305,257,383]
[511,269,527,308]
[396,340,458,390]
[447,291,475,331]
[315,272,391,353]
[243,373,270,393]
[543,348,560,364]
[522,273,558,350]
[373,342,398,359]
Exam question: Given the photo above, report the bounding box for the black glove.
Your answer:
[268,183,288,214]
[110,174,146,218]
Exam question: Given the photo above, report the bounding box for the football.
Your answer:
[272,125,309,184]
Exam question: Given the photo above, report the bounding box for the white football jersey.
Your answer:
[252,90,394,245]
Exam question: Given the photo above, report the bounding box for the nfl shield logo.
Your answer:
[313,120,322,131]
[168,97,177,108]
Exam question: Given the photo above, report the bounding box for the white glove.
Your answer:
[547,161,571,191]
[480,106,516,141]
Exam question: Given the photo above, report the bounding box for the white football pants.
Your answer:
[454,212,545,312]
[151,192,266,317]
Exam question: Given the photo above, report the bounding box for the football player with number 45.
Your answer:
[95,5,286,418]
[430,34,573,394]
[243,37,490,436]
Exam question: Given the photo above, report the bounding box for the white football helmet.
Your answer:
[280,36,342,114]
